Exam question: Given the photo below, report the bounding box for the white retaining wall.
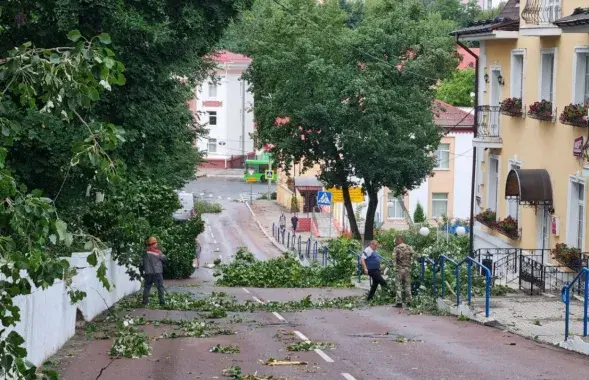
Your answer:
[5,250,140,367]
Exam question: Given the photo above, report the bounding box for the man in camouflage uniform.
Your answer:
[394,236,415,308]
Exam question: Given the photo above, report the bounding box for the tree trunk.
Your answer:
[397,194,414,227]
[342,185,361,240]
[363,181,379,242]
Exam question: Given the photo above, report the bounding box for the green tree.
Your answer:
[413,202,426,223]
[238,0,457,241]
[0,32,126,379]
[0,0,251,204]
[436,68,475,106]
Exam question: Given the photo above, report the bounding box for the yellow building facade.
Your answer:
[455,0,589,265]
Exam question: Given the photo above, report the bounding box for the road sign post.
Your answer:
[265,170,274,201]
[317,191,333,238]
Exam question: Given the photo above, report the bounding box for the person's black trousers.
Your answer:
[367,268,388,300]
[143,273,165,305]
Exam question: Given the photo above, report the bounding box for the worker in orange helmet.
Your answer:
[141,236,167,306]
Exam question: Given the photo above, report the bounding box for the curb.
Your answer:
[243,200,285,253]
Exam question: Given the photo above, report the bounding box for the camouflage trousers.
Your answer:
[395,268,412,304]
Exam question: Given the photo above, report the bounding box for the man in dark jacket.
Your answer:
[360,240,388,301]
[142,236,167,306]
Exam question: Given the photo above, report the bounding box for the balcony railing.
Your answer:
[476,105,501,138]
[521,0,562,25]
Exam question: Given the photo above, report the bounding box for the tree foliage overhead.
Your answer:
[0,0,251,202]
[436,68,475,107]
[235,0,457,240]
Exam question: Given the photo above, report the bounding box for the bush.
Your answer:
[214,238,360,288]
[160,217,205,279]
[413,202,426,223]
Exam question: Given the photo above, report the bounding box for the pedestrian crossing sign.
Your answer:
[265,170,274,180]
[317,191,332,206]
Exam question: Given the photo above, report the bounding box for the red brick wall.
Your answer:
[297,217,311,232]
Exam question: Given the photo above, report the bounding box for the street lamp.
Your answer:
[248,168,255,204]
[456,226,466,236]
[419,227,430,236]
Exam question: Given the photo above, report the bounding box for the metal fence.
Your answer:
[271,223,328,266]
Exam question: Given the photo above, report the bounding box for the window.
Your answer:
[487,157,499,212]
[567,178,586,250]
[511,51,524,99]
[540,50,555,103]
[507,161,521,219]
[573,49,589,104]
[208,111,217,126]
[208,138,217,153]
[434,143,450,169]
[387,194,404,219]
[208,82,217,98]
[431,193,448,218]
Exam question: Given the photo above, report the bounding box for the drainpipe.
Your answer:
[456,37,479,258]
[241,78,246,158]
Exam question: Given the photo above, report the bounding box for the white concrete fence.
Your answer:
[4,250,140,368]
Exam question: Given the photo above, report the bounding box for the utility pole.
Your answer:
[241,79,246,158]
[456,37,479,258]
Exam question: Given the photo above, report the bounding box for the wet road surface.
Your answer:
[52,178,589,379]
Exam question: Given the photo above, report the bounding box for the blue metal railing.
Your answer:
[562,268,589,340]
[437,255,458,298]
[456,257,491,318]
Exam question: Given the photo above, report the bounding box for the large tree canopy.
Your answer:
[0,0,250,205]
[235,0,458,240]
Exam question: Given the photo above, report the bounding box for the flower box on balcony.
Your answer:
[552,243,583,271]
[527,100,554,122]
[475,210,519,240]
[500,97,523,117]
[559,103,588,128]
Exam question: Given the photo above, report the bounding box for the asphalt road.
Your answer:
[52,178,589,380]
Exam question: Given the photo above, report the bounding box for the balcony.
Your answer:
[520,0,563,36]
[473,105,502,149]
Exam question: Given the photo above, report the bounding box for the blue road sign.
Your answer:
[317,191,332,206]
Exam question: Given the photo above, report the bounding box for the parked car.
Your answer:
[172,191,196,221]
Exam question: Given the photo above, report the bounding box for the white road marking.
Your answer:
[210,232,215,239]
[341,373,357,380]
[294,331,310,342]
[272,312,285,321]
[242,288,251,294]
[227,197,232,200]
[314,349,334,363]
[252,296,264,304]
[214,239,217,244]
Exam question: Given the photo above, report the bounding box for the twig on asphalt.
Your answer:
[95,359,115,380]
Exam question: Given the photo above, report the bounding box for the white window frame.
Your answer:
[386,194,404,220]
[510,49,526,100]
[486,155,500,213]
[208,82,218,98]
[507,157,523,221]
[572,47,589,104]
[434,143,450,170]
[567,175,586,250]
[431,193,448,218]
[208,111,217,126]
[539,48,557,107]
[208,138,217,154]
[480,42,487,95]
[489,65,503,108]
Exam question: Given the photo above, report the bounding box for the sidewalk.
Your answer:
[250,199,321,251]
[439,291,589,356]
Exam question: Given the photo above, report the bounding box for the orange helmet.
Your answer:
[146,236,158,246]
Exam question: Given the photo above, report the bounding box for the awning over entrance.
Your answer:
[505,169,553,208]
[294,177,323,191]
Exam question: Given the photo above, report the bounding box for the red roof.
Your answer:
[212,50,252,64]
[433,100,474,130]
[457,46,479,70]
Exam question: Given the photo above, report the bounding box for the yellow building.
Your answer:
[453,0,589,289]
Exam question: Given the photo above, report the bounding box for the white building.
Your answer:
[191,51,255,168]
